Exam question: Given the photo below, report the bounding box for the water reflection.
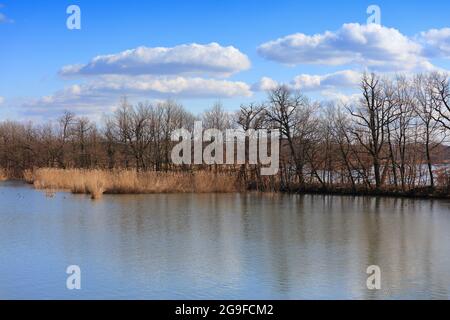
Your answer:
[0,182,449,299]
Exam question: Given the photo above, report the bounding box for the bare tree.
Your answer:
[347,73,395,190]
[57,111,76,168]
[235,103,266,187]
[265,85,313,186]
[113,100,154,171]
[431,73,450,131]
[74,117,93,168]
[329,105,358,190]
[103,116,117,169]
[415,74,445,188]
[202,102,231,130]
[384,76,416,190]
[1,73,449,193]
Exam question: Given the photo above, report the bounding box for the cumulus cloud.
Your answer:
[21,76,252,116]
[251,76,279,91]
[253,70,361,93]
[60,43,251,78]
[291,70,361,91]
[418,28,450,58]
[22,42,253,118]
[258,23,435,72]
[23,88,116,118]
[90,75,252,98]
[320,90,361,105]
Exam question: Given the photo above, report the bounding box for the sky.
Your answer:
[1,0,450,122]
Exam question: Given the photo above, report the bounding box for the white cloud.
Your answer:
[21,42,253,119]
[418,28,450,58]
[251,76,279,91]
[0,96,4,105]
[291,70,361,91]
[21,76,253,116]
[258,23,435,72]
[320,90,361,105]
[92,75,253,98]
[253,70,361,93]
[60,43,251,78]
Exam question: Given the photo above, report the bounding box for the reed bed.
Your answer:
[30,168,239,199]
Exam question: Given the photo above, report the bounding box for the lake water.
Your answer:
[1,181,449,300]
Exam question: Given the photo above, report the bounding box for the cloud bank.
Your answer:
[258,23,441,72]
[60,43,251,78]
[290,70,361,91]
[23,76,252,116]
[253,70,361,93]
[23,42,253,116]
[418,28,450,58]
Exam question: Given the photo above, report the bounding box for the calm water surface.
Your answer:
[1,181,449,299]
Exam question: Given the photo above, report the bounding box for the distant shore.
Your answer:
[2,168,449,200]
[288,186,450,200]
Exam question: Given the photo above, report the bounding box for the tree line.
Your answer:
[1,72,450,193]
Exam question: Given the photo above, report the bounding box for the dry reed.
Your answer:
[22,169,35,184]
[31,168,239,199]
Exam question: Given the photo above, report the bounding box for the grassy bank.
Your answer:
[28,168,240,199]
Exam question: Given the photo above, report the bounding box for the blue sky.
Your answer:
[1,0,450,121]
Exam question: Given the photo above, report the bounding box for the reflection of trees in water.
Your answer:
[63,192,450,299]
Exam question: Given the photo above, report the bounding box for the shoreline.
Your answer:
[290,187,450,200]
[2,169,449,200]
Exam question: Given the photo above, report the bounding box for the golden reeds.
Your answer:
[22,169,35,184]
[30,168,239,199]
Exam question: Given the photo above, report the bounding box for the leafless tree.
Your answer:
[347,73,395,190]
[265,85,313,186]
[430,72,450,131]
[414,74,446,188]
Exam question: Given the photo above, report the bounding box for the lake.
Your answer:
[0,181,449,299]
